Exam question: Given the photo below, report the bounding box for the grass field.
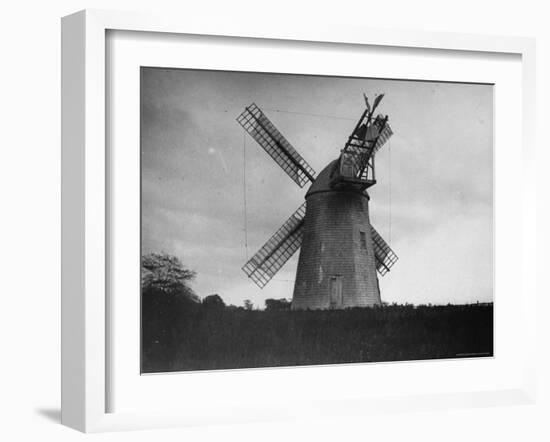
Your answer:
[141,292,493,373]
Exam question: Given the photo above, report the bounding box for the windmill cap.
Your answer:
[305,159,370,199]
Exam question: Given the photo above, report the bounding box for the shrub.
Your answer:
[203,294,226,309]
[265,298,291,311]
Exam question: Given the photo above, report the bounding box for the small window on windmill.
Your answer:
[340,152,358,178]
[360,231,367,249]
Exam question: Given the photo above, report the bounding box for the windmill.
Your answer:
[236,94,398,310]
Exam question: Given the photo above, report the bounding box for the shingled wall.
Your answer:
[291,189,381,310]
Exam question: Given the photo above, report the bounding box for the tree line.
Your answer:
[141,252,290,311]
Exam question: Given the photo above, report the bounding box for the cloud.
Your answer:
[141,69,493,307]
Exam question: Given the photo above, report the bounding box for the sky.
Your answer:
[141,68,493,308]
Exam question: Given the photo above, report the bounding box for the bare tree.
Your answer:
[142,252,199,302]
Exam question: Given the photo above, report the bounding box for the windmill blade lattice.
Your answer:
[337,114,393,186]
[237,103,316,187]
[370,225,398,276]
[372,122,393,155]
[243,203,306,288]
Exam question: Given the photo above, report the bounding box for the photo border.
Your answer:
[61,9,537,432]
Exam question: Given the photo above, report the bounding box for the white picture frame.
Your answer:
[61,9,537,433]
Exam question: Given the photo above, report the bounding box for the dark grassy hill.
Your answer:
[142,292,493,373]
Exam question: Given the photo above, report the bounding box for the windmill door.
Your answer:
[329,275,343,309]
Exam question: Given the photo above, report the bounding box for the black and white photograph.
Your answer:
[140,67,494,373]
[4,0,547,438]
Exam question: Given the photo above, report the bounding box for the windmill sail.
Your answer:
[335,113,393,190]
[242,203,306,288]
[372,122,393,154]
[346,118,393,175]
[237,103,316,187]
[370,226,398,276]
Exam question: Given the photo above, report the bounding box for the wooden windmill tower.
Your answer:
[237,94,398,310]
